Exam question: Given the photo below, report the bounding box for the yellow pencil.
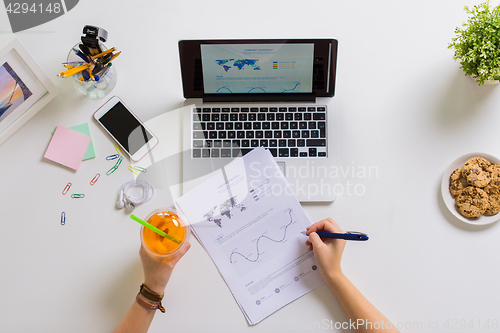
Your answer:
[107,51,121,63]
[91,47,116,60]
[57,63,93,78]
[87,68,95,81]
[64,64,74,69]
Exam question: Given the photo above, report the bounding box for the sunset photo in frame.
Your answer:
[0,35,58,145]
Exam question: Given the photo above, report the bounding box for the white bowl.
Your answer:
[441,152,500,225]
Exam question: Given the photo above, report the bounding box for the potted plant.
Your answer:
[449,1,500,85]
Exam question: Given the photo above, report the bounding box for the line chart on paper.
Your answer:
[229,209,293,263]
[225,208,301,276]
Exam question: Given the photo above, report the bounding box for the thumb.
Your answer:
[309,232,324,249]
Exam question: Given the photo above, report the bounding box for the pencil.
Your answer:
[91,47,116,60]
[107,51,121,63]
[58,63,93,78]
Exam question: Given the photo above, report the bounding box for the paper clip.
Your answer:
[106,156,123,175]
[106,154,119,161]
[134,166,147,173]
[71,194,85,198]
[115,156,123,168]
[62,182,72,195]
[128,166,141,175]
[90,173,100,185]
[61,212,66,225]
[114,144,123,156]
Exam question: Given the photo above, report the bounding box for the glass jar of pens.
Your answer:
[59,26,120,99]
[64,43,118,98]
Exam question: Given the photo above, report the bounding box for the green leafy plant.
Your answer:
[449,1,500,85]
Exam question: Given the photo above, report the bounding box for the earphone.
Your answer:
[116,180,154,211]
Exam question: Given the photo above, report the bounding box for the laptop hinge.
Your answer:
[202,93,316,103]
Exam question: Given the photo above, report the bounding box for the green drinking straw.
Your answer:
[130,214,182,244]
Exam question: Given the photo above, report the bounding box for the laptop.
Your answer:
[178,39,338,202]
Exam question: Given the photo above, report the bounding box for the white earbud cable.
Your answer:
[116,180,154,211]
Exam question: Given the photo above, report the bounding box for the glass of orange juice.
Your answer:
[141,208,190,258]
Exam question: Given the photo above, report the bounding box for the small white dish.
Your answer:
[441,152,500,225]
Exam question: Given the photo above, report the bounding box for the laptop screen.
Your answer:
[179,39,338,101]
[200,44,314,94]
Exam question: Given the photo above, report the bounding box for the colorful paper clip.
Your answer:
[106,154,119,161]
[114,144,123,156]
[61,212,66,225]
[128,166,141,175]
[106,156,123,175]
[90,173,100,185]
[62,182,72,195]
[71,194,85,198]
[134,166,147,173]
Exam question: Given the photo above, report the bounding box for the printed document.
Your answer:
[175,147,324,324]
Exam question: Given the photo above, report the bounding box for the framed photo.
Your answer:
[0,35,58,145]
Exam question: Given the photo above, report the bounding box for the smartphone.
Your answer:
[94,96,158,161]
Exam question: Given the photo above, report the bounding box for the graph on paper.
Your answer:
[224,208,301,277]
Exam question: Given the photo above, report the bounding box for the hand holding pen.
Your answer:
[301,231,368,241]
[303,218,368,241]
[304,218,351,281]
[304,218,399,332]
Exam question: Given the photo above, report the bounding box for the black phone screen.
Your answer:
[98,102,153,155]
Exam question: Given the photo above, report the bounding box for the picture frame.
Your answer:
[0,34,58,145]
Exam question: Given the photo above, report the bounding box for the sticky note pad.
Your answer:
[69,123,95,160]
[44,125,91,171]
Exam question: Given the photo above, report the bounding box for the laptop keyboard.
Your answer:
[191,106,327,158]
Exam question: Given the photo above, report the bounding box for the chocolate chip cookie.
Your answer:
[487,164,500,188]
[456,186,490,218]
[462,157,491,188]
[449,168,468,198]
[483,185,500,216]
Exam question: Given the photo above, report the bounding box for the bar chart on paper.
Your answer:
[224,208,302,277]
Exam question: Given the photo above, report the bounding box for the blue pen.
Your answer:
[81,69,90,81]
[72,48,90,63]
[62,61,85,66]
[301,230,369,241]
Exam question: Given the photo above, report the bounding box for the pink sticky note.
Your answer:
[44,125,91,171]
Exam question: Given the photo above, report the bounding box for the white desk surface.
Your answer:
[1,1,500,332]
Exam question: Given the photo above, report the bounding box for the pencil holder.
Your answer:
[66,43,117,99]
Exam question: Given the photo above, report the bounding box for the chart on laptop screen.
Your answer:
[200,44,314,94]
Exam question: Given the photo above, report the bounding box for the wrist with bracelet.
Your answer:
[135,283,166,313]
